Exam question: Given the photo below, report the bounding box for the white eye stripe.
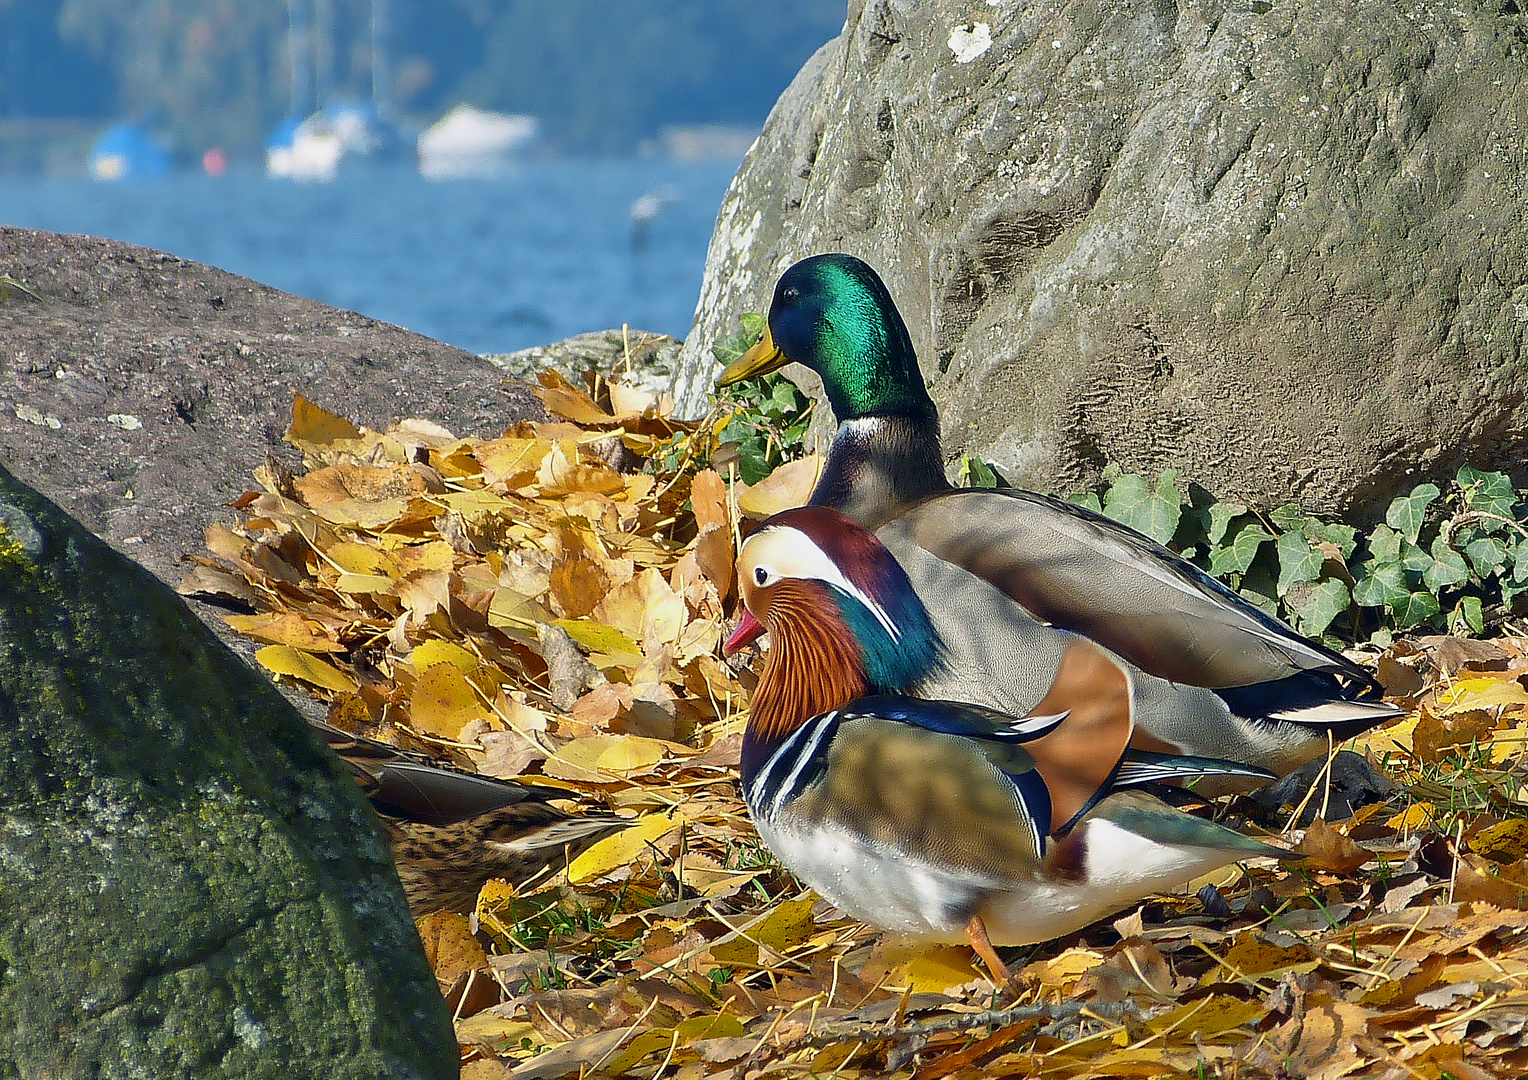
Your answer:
[745,527,901,642]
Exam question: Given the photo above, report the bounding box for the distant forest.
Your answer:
[0,0,846,156]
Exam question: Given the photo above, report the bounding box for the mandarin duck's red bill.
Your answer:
[316,721,626,916]
[715,254,1399,782]
[733,509,1295,980]
[723,608,765,655]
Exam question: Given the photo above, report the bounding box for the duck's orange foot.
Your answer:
[964,915,1013,987]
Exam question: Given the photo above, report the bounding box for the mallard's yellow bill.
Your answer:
[715,324,787,386]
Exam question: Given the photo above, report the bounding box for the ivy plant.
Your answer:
[708,314,814,485]
[1053,464,1528,643]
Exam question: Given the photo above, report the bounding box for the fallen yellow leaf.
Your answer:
[411,663,490,737]
[332,571,396,594]
[409,639,482,674]
[287,392,362,447]
[552,619,642,660]
[1024,947,1105,987]
[1387,803,1435,832]
[224,612,342,652]
[1493,721,1528,764]
[1147,995,1263,1036]
[314,497,410,530]
[1436,676,1528,714]
[255,644,357,693]
[737,455,822,519]
[888,946,986,992]
[567,813,679,883]
[595,737,668,774]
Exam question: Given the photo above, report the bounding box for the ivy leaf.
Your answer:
[1390,590,1442,630]
[1464,534,1509,578]
[1458,595,1486,636]
[1103,472,1181,544]
[1423,537,1469,590]
[1353,561,1409,608]
[1206,500,1247,546]
[737,445,773,485]
[1385,483,1440,545]
[1066,491,1103,514]
[1238,587,1279,618]
[1514,538,1528,584]
[1504,577,1528,608]
[1400,542,1433,574]
[1309,521,1358,559]
[768,379,803,414]
[1209,523,1275,576]
[1366,524,1404,564]
[1270,503,1311,533]
[712,313,767,364]
[1458,465,1518,521]
[1275,531,1323,597]
[1296,578,1352,637]
[957,455,1001,490]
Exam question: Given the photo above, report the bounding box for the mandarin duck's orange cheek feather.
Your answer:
[720,253,1399,782]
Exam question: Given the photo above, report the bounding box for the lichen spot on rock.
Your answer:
[0,503,44,567]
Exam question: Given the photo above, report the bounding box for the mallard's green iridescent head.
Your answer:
[715,254,936,423]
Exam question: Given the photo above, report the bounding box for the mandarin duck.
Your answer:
[317,721,625,916]
[716,254,1399,780]
[729,507,1294,979]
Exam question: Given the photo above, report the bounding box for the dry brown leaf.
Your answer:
[736,455,821,518]
[1455,856,1528,910]
[1269,993,1373,1080]
[690,469,728,533]
[1296,818,1374,874]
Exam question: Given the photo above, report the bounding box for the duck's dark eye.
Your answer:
[754,566,768,585]
[781,286,800,303]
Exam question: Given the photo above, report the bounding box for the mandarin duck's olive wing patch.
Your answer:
[788,716,1048,879]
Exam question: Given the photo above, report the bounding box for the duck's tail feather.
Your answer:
[1113,750,1277,789]
[1215,670,1401,738]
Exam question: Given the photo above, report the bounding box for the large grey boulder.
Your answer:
[0,225,541,700]
[675,0,1528,520]
[0,466,455,1078]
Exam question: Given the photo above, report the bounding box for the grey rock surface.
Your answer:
[675,0,1528,521]
[0,225,541,694]
[485,327,682,401]
[0,464,456,1078]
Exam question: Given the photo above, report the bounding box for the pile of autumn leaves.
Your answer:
[186,371,1528,1080]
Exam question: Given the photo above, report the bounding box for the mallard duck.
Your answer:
[317,722,625,916]
[730,506,1293,978]
[716,254,1399,778]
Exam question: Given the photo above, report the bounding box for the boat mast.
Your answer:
[371,0,390,118]
[287,0,312,117]
[313,0,331,110]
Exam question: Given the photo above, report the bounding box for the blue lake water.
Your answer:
[0,160,737,355]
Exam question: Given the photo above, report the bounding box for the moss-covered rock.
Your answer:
[0,465,455,1078]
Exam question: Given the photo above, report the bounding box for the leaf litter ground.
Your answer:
[184,370,1528,1080]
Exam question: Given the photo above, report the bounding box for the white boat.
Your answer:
[417,105,538,180]
[267,103,397,181]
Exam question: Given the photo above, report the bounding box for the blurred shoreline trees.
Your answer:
[0,0,845,161]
